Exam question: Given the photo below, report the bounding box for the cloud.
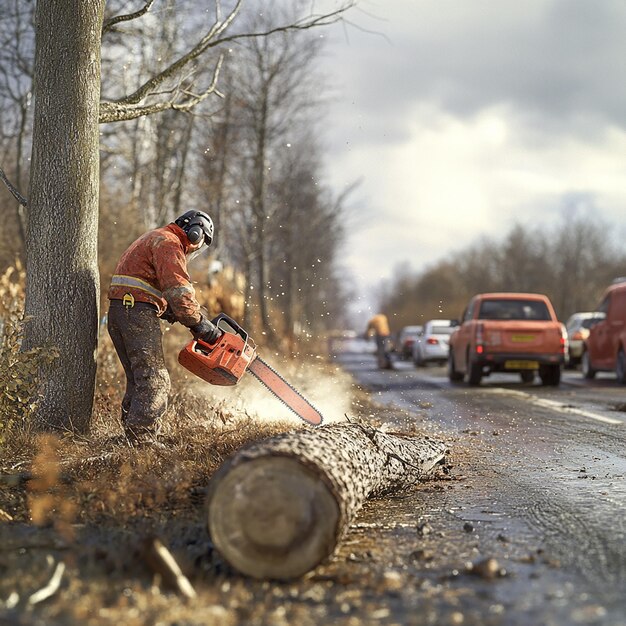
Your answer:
[326,0,626,140]
[330,102,626,281]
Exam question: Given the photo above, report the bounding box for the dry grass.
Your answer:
[0,262,60,441]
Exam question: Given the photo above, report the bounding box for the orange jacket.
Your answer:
[366,314,390,337]
[108,224,202,327]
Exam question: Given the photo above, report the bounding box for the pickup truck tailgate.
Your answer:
[483,322,561,353]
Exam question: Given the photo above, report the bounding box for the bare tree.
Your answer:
[195,86,239,255]
[269,137,354,342]
[548,213,623,316]
[489,224,550,293]
[0,0,35,250]
[225,6,329,339]
[455,236,500,293]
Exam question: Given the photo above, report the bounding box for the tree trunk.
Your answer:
[14,96,30,249]
[206,423,446,579]
[251,85,276,342]
[24,0,105,432]
[211,89,234,253]
[171,115,194,218]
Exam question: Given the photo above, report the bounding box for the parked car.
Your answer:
[582,279,626,383]
[396,325,423,360]
[448,292,566,386]
[565,312,605,367]
[413,320,455,366]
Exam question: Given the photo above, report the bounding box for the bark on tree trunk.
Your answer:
[251,85,276,342]
[206,423,446,579]
[24,0,105,432]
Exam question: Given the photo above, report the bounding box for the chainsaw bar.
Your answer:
[248,357,324,426]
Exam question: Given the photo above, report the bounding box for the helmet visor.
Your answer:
[187,243,209,264]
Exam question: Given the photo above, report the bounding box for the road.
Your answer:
[334,340,626,626]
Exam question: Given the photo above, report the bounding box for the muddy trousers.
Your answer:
[107,300,170,437]
[376,335,392,369]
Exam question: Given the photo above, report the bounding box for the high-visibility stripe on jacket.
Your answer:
[110,275,163,299]
[107,223,202,327]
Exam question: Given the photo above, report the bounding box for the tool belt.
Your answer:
[109,297,158,312]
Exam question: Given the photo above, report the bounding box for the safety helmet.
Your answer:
[174,210,214,246]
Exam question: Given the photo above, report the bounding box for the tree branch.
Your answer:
[100,55,223,123]
[99,1,355,123]
[106,0,242,109]
[0,165,28,207]
[102,0,156,35]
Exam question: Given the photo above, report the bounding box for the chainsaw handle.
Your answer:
[210,313,248,342]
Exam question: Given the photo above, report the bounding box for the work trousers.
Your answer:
[376,334,392,369]
[107,300,170,437]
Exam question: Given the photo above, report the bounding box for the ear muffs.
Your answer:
[186,225,204,245]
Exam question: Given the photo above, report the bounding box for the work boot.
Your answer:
[124,424,165,449]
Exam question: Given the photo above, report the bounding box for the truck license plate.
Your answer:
[511,334,535,342]
[505,360,539,370]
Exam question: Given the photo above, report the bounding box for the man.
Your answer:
[365,313,392,369]
[107,210,221,444]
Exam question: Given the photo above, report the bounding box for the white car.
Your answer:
[413,319,456,366]
[565,312,605,367]
[396,325,423,360]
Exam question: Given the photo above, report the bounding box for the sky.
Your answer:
[314,0,626,316]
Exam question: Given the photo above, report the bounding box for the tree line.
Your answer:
[378,215,626,330]
[0,0,356,432]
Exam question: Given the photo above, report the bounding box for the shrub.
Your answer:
[0,262,58,443]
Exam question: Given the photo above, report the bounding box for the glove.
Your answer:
[190,316,222,344]
[161,305,177,324]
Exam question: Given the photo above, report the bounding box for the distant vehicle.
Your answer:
[565,312,605,367]
[412,320,455,366]
[448,292,566,386]
[582,279,626,383]
[326,329,359,354]
[396,325,423,360]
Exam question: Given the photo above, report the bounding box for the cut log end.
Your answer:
[207,456,340,580]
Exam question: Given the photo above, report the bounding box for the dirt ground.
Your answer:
[0,347,472,626]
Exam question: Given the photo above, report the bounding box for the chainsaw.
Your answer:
[177,313,324,426]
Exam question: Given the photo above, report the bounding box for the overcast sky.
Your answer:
[314,0,626,317]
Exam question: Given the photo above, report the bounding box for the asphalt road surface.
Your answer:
[335,340,626,626]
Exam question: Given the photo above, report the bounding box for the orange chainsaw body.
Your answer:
[177,313,324,425]
[178,321,257,386]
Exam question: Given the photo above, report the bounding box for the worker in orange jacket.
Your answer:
[365,313,392,369]
[107,210,220,444]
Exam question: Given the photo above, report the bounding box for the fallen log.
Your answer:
[206,422,446,579]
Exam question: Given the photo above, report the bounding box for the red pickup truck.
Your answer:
[448,292,566,386]
[582,280,626,383]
